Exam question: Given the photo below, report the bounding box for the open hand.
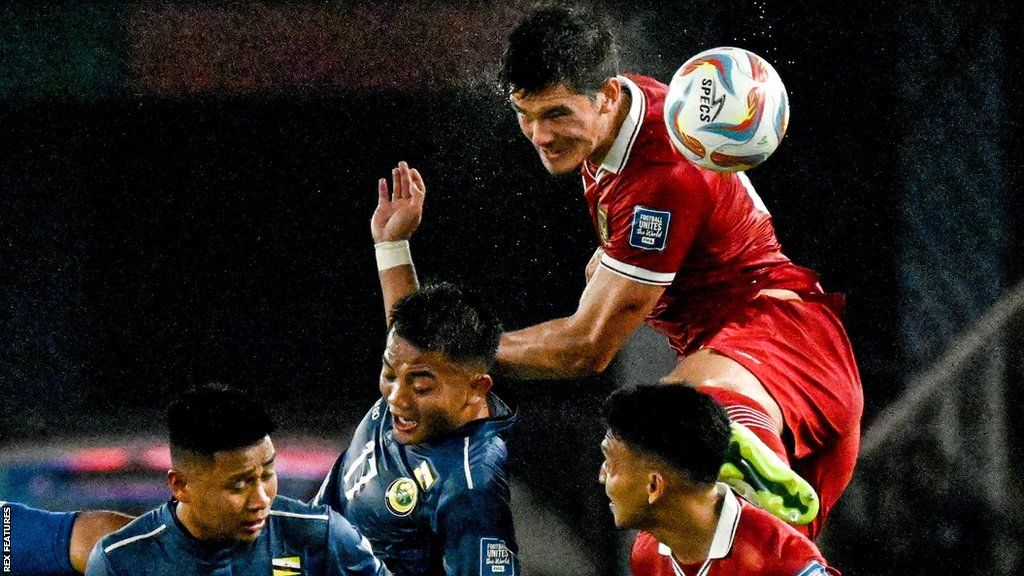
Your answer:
[371,161,425,243]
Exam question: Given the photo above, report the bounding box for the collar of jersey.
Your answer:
[596,75,646,176]
[656,483,742,565]
[161,501,254,561]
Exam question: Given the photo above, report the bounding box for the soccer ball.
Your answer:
[664,47,789,172]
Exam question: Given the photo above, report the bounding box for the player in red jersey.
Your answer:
[490,4,862,539]
[600,386,839,576]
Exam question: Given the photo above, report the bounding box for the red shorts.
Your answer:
[690,294,863,539]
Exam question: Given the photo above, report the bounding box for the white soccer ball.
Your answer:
[664,47,789,172]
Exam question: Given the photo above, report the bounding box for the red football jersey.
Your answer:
[582,75,824,355]
[629,486,840,576]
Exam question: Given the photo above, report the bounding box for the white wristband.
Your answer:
[375,240,413,271]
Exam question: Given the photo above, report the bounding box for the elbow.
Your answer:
[566,339,617,376]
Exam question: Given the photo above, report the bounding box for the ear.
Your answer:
[467,373,494,405]
[598,77,622,114]
[168,468,191,504]
[646,471,667,505]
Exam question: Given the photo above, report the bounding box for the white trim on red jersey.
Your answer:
[597,75,647,176]
[656,484,742,576]
[599,252,676,286]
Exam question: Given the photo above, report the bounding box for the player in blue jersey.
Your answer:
[86,386,388,576]
[0,501,131,575]
[311,169,517,576]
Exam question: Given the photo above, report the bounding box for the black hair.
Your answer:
[602,385,731,485]
[168,385,276,462]
[389,283,502,369]
[499,2,619,97]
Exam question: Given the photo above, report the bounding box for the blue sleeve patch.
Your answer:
[796,560,828,576]
[628,206,671,251]
[480,538,515,576]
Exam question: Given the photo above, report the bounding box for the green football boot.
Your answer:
[719,422,819,525]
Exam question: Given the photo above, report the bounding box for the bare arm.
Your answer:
[371,161,426,323]
[496,265,665,379]
[71,511,133,573]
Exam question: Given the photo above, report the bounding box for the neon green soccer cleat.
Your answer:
[719,422,820,525]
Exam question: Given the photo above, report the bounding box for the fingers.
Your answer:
[392,166,402,200]
[378,178,389,205]
[389,161,423,201]
[409,168,425,199]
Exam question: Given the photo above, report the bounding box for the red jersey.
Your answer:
[630,486,840,576]
[583,74,826,355]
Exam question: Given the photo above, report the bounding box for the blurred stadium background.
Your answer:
[1,1,1020,574]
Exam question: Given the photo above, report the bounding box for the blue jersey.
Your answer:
[312,394,517,576]
[85,496,387,576]
[0,501,78,576]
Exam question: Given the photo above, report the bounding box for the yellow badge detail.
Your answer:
[273,556,301,575]
[385,477,419,516]
[414,460,436,490]
[597,204,610,246]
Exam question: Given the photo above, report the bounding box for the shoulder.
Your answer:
[95,508,167,561]
[268,496,334,543]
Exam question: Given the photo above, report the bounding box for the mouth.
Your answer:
[539,146,569,160]
[393,414,419,434]
[240,518,266,534]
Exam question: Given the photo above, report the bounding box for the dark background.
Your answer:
[1,2,1020,574]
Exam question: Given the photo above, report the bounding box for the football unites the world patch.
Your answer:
[385,477,419,517]
[628,206,671,251]
[479,538,515,576]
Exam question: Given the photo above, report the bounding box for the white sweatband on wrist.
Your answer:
[375,240,413,271]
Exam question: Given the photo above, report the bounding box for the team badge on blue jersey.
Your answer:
[480,538,515,576]
[628,206,671,251]
[795,560,828,576]
[385,477,419,517]
[272,556,302,576]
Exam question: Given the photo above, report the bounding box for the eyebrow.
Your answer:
[227,454,277,481]
[382,355,392,369]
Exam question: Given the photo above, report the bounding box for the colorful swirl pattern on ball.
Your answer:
[681,54,737,97]
[774,88,788,142]
[666,98,708,158]
[709,151,768,170]
[702,86,766,142]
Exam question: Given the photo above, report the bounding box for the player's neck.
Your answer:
[648,485,722,565]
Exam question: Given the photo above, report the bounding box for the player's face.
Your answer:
[599,433,652,529]
[380,331,489,445]
[177,437,278,543]
[509,82,611,174]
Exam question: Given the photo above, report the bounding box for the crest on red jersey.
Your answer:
[597,204,610,246]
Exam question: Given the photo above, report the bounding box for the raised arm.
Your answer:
[371,161,426,323]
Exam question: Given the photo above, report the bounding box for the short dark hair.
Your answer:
[390,283,502,369]
[602,385,731,485]
[168,385,276,462]
[499,2,619,97]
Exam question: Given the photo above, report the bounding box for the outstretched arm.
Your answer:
[71,511,133,573]
[496,266,665,379]
[371,161,426,323]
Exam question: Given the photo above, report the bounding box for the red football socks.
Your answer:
[697,385,788,463]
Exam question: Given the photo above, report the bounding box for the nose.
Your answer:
[530,120,555,148]
[387,380,412,410]
[598,462,607,485]
[248,480,273,511]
